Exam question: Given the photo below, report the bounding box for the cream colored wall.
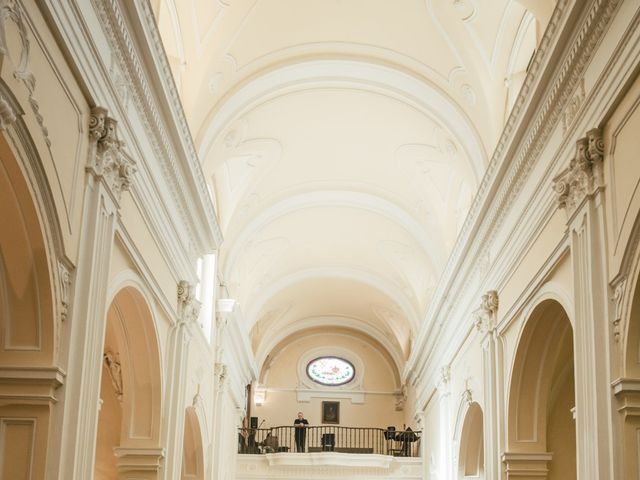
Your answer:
[255,332,403,429]
[605,72,640,278]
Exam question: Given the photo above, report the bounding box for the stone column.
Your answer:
[473,290,503,480]
[161,281,201,480]
[436,365,452,480]
[58,107,136,479]
[210,301,231,479]
[553,128,613,480]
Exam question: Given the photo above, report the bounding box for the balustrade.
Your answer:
[237,426,420,457]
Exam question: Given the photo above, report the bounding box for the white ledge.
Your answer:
[264,452,395,468]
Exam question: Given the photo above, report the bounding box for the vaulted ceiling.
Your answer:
[153,0,554,376]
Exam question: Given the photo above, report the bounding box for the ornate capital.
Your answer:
[87,107,136,201]
[177,280,201,326]
[553,128,604,213]
[474,290,499,333]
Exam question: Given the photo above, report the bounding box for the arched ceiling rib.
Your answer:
[154,0,554,375]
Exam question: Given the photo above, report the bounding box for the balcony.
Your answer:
[237,426,422,479]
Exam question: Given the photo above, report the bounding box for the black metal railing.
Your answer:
[238,426,421,457]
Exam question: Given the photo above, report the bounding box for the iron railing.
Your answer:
[238,426,420,457]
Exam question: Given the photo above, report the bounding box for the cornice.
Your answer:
[407,0,622,378]
[91,0,222,253]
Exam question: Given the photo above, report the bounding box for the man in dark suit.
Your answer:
[294,412,309,452]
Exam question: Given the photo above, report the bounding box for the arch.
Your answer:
[0,132,54,365]
[0,125,60,480]
[506,299,576,479]
[615,210,640,478]
[457,402,484,479]
[255,317,405,381]
[181,406,205,480]
[197,59,487,184]
[95,285,163,478]
[221,190,448,283]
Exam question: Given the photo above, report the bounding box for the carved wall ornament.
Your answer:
[474,290,499,332]
[0,91,16,129]
[395,385,407,411]
[562,77,586,134]
[57,260,72,322]
[553,128,604,214]
[0,0,50,146]
[611,276,626,343]
[215,363,227,388]
[440,365,451,386]
[87,107,136,201]
[103,350,123,401]
[177,280,201,325]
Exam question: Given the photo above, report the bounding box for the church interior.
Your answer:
[0,0,639,479]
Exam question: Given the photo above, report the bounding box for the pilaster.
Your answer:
[58,106,136,480]
[552,128,612,480]
[436,365,452,480]
[474,290,503,480]
[161,280,201,480]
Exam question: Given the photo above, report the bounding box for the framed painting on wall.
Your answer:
[321,401,340,424]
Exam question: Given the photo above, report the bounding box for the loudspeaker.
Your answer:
[250,416,258,429]
[384,426,396,440]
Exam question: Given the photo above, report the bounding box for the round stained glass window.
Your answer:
[306,356,355,386]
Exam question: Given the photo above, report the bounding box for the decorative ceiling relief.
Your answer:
[153,0,547,382]
[451,0,477,22]
[378,240,432,315]
[371,304,412,354]
[213,122,282,230]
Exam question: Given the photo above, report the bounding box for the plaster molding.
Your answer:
[611,275,626,344]
[408,0,622,381]
[237,453,423,477]
[553,128,605,216]
[177,280,202,326]
[91,0,222,252]
[0,90,17,129]
[113,447,165,473]
[0,0,50,145]
[0,366,65,404]
[473,289,499,333]
[87,107,137,203]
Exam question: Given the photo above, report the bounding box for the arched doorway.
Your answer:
[458,402,484,478]
[94,285,162,479]
[619,264,640,476]
[0,134,57,479]
[181,406,205,480]
[506,299,576,479]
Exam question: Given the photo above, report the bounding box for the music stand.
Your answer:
[395,428,418,457]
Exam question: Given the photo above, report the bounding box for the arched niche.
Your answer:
[181,406,205,480]
[617,228,640,478]
[506,299,576,479]
[458,402,484,479]
[95,285,162,479]
[0,133,54,365]
[0,130,58,480]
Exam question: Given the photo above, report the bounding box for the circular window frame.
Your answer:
[306,356,356,386]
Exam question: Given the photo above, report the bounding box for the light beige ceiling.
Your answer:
[153,0,554,374]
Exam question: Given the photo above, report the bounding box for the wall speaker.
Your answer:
[250,416,258,429]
